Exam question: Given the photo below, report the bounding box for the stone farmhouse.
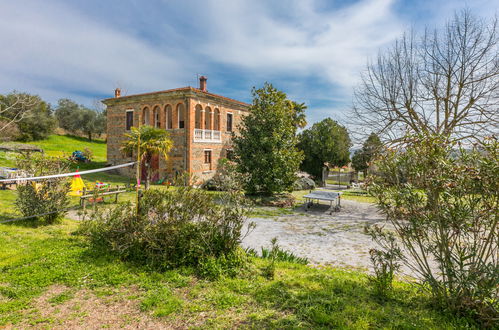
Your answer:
[102,77,250,183]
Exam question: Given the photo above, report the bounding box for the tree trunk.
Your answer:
[145,155,151,190]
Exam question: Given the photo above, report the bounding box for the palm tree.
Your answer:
[121,125,173,189]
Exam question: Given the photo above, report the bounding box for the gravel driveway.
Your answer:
[242,199,387,272]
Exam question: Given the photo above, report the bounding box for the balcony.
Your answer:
[194,129,222,143]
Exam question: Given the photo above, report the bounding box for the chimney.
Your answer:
[114,88,121,98]
[199,76,207,92]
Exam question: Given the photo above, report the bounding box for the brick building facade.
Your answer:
[102,77,250,183]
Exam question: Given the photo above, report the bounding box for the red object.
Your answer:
[74,169,81,178]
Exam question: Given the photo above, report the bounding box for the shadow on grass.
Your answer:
[54,134,106,145]
[243,269,472,328]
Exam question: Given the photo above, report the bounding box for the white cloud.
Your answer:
[1,0,492,125]
[194,0,404,90]
[0,0,194,104]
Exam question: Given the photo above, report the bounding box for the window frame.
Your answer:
[204,149,212,164]
[125,109,134,131]
[226,112,233,132]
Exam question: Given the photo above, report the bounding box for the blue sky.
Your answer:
[0,0,497,126]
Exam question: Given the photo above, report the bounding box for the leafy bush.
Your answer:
[293,177,315,191]
[15,153,72,224]
[80,186,255,277]
[202,158,243,192]
[368,135,498,324]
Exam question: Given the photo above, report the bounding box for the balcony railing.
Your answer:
[194,129,222,143]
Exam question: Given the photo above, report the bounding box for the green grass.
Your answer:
[0,221,476,328]
[19,134,107,161]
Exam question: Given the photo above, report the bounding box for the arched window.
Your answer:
[153,106,160,128]
[205,106,212,130]
[177,103,185,129]
[164,105,172,129]
[214,108,220,131]
[195,105,203,129]
[142,107,150,125]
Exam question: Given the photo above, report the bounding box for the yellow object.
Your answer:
[69,175,85,196]
[31,181,42,193]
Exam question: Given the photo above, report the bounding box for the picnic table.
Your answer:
[303,190,342,214]
[80,185,128,209]
[0,168,32,189]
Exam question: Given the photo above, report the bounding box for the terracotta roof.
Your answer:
[102,86,250,107]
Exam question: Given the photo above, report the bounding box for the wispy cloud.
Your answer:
[0,0,194,104]
[195,0,403,90]
[0,0,495,125]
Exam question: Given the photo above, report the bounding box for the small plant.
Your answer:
[364,225,401,298]
[82,147,93,162]
[261,238,279,280]
[15,153,71,224]
[260,246,308,265]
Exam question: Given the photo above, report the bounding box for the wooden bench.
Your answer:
[303,190,342,213]
[80,185,128,209]
[0,180,16,190]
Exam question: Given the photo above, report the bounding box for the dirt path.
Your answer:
[243,200,388,273]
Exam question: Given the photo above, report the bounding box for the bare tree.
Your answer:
[352,10,499,144]
[0,92,40,132]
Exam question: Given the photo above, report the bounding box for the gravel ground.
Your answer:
[242,199,392,273]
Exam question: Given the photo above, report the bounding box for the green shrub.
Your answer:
[14,153,71,224]
[80,187,254,277]
[368,135,498,324]
[201,158,244,192]
[293,177,315,191]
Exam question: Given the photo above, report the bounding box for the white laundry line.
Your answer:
[0,162,136,183]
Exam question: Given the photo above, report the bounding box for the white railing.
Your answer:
[193,129,222,143]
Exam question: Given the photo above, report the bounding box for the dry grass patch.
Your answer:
[10,285,171,330]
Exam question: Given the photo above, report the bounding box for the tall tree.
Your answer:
[233,83,304,195]
[298,118,351,179]
[352,10,498,144]
[351,133,382,174]
[121,125,173,189]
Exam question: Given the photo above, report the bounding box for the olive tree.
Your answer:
[0,92,40,132]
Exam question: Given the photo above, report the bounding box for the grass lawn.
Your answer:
[19,134,107,161]
[0,220,475,329]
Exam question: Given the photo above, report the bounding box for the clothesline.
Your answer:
[0,162,136,183]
